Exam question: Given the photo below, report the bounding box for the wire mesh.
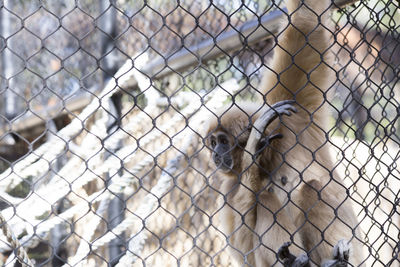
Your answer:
[0,0,399,266]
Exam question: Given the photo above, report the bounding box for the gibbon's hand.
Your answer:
[278,242,311,267]
[322,240,351,267]
[279,240,351,267]
[248,100,297,156]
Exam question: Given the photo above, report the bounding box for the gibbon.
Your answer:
[203,0,365,266]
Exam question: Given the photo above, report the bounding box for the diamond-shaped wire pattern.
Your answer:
[0,0,399,266]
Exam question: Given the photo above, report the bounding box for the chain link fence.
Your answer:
[0,0,399,266]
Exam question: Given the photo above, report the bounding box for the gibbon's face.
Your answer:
[206,129,248,174]
[205,104,256,175]
[208,130,233,172]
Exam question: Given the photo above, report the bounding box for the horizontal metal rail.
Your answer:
[140,0,357,78]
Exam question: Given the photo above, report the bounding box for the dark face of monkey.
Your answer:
[206,129,248,174]
[204,106,255,175]
[209,132,233,172]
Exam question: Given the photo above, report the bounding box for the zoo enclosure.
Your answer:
[0,0,399,266]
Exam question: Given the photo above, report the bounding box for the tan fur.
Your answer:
[204,0,365,266]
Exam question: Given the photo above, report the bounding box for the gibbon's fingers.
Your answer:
[278,242,310,267]
[333,240,350,262]
[270,99,298,116]
[253,100,298,139]
[322,240,351,267]
[247,100,297,156]
[258,101,297,130]
[321,259,346,267]
[278,242,297,266]
[292,254,311,267]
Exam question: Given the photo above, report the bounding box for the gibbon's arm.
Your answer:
[261,0,333,115]
[237,100,300,266]
[241,100,297,189]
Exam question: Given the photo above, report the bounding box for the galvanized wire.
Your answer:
[0,1,398,266]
